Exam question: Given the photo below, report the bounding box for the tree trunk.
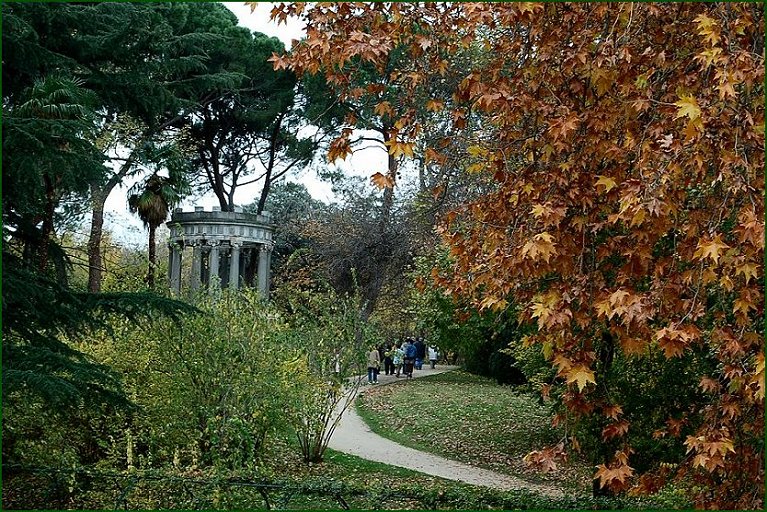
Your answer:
[37,175,57,273]
[206,149,230,211]
[357,126,398,318]
[86,153,136,292]
[418,156,427,192]
[380,127,398,229]
[256,114,285,214]
[147,224,156,290]
[87,189,108,292]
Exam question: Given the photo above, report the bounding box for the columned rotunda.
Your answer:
[166,206,274,297]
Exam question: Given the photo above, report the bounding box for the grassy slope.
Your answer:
[356,370,592,490]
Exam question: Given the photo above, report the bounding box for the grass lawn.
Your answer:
[356,370,593,491]
[262,448,660,510]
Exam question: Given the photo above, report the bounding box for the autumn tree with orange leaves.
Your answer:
[263,2,764,508]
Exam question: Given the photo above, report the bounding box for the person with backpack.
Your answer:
[403,338,416,378]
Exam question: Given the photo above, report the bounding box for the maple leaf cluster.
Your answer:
[264,2,764,508]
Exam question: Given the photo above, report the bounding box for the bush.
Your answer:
[274,283,372,463]
[74,288,289,472]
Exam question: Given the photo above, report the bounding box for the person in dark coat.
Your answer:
[414,337,426,370]
[383,343,394,375]
[403,338,416,378]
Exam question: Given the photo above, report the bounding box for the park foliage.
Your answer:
[2,1,764,509]
[266,3,764,508]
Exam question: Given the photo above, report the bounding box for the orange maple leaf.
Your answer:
[602,420,630,441]
[693,234,730,265]
[370,172,395,189]
[521,232,558,263]
[595,462,634,489]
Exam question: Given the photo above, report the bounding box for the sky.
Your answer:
[103,2,387,246]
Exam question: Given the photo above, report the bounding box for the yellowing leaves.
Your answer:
[530,301,553,323]
[655,325,699,359]
[529,292,575,332]
[735,262,758,284]
[595,462,634,491]
[674,94,702,121]
[466,162,485,174]
[384,139,414,159]
[275,3,767,506]
[594,289,650,326]
[595,175,617,193]
[327,137,352,162]
[370,172,395,190]
[619,337,648,356]
[694,13,721,46]
[521,232,557,263]
[566,365,596,392]
[531,203,548,218]
[753,353,765,400]
[693,234,730,265]
[478,295,508,312]
[733,297,755,316]
[425,99,444,112]
[467,145,488,157]
[685,435,736,472]
[595,450,635,491]
[591,67,614,96]
[547,113,580,140]
[530,291,558,329]
[374,100,393,117]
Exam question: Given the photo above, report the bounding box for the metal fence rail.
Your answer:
[4,463,642,510]
[1,464,450,510]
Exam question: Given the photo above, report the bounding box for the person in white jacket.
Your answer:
[392,342,404,377]
[428,346,438,369]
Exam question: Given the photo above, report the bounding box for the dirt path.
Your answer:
[327,366,563,497]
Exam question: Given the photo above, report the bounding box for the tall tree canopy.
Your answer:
[2,2,254,291]
[267,3,764,508]
[177,5,299,212]
[1,2,201,412]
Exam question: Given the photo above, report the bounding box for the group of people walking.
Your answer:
[367,337,439,384]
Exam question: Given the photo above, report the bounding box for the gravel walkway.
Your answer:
[327,365,563,497]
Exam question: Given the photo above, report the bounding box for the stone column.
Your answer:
[209,241,220,289]
[257,243,272,297]
[169,243,182,294]
[229,241,241,290]
[167,245,173,286]
[265,242,273,296]
[191,242,202,290]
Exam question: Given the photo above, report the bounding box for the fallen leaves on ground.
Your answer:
[357,371,591,489]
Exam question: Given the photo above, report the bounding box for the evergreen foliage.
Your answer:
[1,251,196,410]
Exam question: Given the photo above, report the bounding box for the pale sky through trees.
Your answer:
[103,2,387,246]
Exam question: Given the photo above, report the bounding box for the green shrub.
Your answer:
[274,284,371,463]
[74,289,289,472]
